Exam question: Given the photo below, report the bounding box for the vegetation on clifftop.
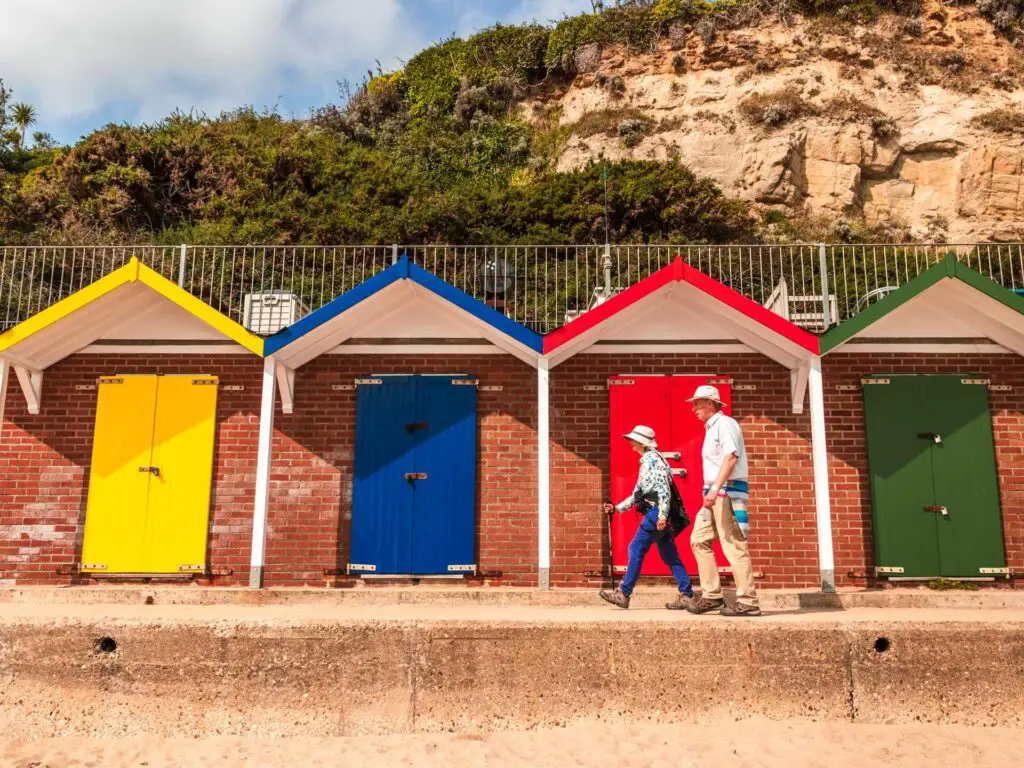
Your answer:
[0,0,1014,247]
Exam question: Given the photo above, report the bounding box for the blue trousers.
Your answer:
[620,509,693,597]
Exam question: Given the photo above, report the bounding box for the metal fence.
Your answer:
[2,243,1023,335]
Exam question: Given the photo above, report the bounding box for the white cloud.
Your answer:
[0,0,425,125]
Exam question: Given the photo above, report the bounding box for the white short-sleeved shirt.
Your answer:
[702,410,748,485]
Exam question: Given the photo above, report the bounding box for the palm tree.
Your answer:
[11,103,36,148]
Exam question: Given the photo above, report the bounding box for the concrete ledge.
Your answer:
[1,608,1022,737]
[2,585,1023,609]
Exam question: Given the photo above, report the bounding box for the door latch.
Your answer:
[138,466,160,477]
[923,505,948,516]
[918,432,942,444]
[404,472,428,481]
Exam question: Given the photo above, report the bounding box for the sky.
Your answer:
[0,0,593,145]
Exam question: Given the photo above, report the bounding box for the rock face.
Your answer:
[527,3,1024,241]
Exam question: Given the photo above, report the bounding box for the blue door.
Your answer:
[350,375,477,575]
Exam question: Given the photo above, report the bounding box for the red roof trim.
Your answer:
[542,263,676,353]
[543,257,820,355]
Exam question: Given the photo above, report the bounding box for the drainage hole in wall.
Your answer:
[95,636,117,654]
[874,637,891,654]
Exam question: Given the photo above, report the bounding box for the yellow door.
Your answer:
[80,376,159,573]
[142,375,218,573]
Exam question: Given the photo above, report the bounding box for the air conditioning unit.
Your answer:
[242,291,308,335]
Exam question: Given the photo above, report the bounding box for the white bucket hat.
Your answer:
[622,424,657,449]
[686,384,725,405]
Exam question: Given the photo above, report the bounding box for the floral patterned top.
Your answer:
[615,448,672,522]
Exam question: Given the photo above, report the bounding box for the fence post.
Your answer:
[391,244,399,266]
[178,244,188,288]
[602,243,612,299]
[818,243,830,331]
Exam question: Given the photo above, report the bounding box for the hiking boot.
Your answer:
[599,589,630,609]
[665,592,694,610]
[686,596,726,615]
[720,602,762,617]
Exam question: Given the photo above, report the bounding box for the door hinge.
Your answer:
[355,378,383,385]
[447,564,476,572]
[178,564,204,572]
[875,566,905,574]
[961,378,990,385]
[347,563,377,573]
[608,379,634,386]
[979,567,1010,574]
[452,379,478,386]
[191,379,218,386]
[862,378,890,385]
[81,563,107,570]
[98,377,124,385]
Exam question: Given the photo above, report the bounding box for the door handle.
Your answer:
[139,466,161,477]
[923,505,948,516]
[670,468,687,477]
[404,472,428,481]
[917,432,942,444]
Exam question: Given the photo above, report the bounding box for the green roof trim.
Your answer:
[819,254,1024,354]
[819,254,955,354]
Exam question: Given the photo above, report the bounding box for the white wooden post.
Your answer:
[537,358,551,590]
[249,356,278,588]
[808,356,836,592]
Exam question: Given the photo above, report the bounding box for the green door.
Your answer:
[863,375,1006,578]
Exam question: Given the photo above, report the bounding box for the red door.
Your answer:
[609,375,733,576]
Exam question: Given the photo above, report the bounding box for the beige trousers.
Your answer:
[690,495,758,607]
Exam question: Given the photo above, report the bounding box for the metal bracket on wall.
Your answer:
[961,378,990,385]
[734,384,756,391]
[75,384,97,391]
[480,385,503,392]
[222,385,244,392]
[331,384,356,391]
[990,384,1013,392]
[836,384,860,392]
[583,385,606,392]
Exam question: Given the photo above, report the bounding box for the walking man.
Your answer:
[686,385,761,617]
[599,425,694,610]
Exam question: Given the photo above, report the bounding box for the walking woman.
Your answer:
[599,425,694,610]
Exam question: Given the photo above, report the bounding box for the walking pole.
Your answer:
[607,508,617,592]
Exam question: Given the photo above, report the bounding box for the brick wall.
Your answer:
[261,354,539,586]
[822,353,1024,586]
[548,354,819,589]
[0,355,262,586]
[3,350,1019,590]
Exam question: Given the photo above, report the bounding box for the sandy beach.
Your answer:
[3,718,1022,768]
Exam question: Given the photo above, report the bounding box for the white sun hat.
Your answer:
[622,424,657,449]
[686,384,725,405]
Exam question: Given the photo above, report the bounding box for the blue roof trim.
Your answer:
[263,257,410,355]
[264,254,543,357]
[406,262,544,353]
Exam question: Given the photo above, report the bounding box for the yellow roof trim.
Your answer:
[0,256,264,358]
[136,264,264,356]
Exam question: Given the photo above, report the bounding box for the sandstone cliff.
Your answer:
[526,2,1024,241]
